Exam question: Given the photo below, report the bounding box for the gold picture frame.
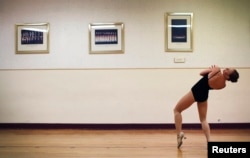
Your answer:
[165,13,193,52]
[15,23,50,54]
[89,23,124,54]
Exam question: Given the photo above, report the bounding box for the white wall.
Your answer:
[0,0,249,69]
[0,0,249,124]
[0,68,249,124]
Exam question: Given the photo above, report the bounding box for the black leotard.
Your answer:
[191,74,212,102]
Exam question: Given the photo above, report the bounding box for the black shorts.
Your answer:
[191,75,211,102]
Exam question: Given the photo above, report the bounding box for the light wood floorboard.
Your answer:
[0,129,249,158]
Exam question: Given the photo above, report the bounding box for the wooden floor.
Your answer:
[0,129,249,158]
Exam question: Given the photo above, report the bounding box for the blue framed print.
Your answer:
[89,23,124,54]
[165,13,193,52]
[15,23,49,54]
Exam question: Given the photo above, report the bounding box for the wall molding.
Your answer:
[0,67,249,71]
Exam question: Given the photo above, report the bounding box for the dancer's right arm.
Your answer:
[200,65,220,77]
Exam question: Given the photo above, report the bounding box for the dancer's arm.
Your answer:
[208,65,221,79]
[200,65,220,77]
[200,69,211,76]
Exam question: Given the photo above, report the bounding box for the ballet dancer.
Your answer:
[173,65,239,148]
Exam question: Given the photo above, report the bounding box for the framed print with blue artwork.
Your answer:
[15,23,49,54]
[165,13,193,52]
[89,23,124,54]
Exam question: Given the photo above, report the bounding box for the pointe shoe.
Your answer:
[177,132,185,149]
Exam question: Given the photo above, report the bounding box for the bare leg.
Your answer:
[173,91,195,134]
[197,101,210,142]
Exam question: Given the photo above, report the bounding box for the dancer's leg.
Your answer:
[197,101,210,142]
[173,91,195,134]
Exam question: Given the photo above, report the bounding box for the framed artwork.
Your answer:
[165,13,193,52]
[89,23,124,54]
[15,23,49,54]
